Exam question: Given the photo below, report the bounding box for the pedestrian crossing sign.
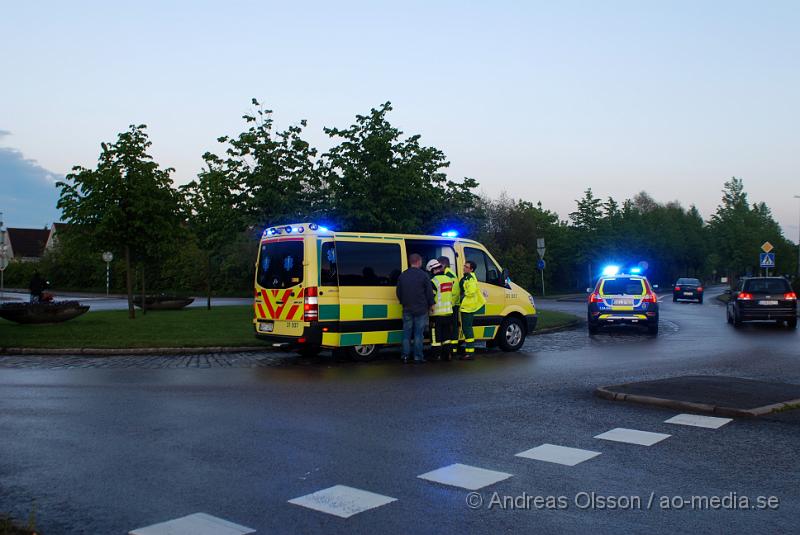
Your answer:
[759,252,775,268]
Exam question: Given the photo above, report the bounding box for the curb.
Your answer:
[0,346,274,356]
[531,319,582,336]
[594,386,800,417]
[0,319,584,356]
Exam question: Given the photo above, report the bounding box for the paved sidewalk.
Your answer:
[596,375,800,417]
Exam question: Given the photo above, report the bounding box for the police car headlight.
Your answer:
[528,295,536,307]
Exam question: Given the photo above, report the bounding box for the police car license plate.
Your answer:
[613,299,633,306]
[258,321,274,332]
[759,300,778,306]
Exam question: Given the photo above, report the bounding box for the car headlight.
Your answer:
[528,295,536,307]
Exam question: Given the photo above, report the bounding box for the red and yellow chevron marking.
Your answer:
[254,287,303,321]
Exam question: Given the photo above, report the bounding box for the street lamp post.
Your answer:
[795,196,800,278]
[0,212,7,303]
[102,251,114,296]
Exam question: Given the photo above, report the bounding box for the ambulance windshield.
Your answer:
[257,241,304,289]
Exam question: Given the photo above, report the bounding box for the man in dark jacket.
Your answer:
[396,253,434,363]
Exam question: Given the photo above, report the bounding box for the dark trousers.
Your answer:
[461,310,476,354]
[431,315,455,359]
[451,305,461,351]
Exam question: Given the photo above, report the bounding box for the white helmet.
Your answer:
[426,259,442,272]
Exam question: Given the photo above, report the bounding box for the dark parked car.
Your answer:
[673,277,704,303]
[726,277,797,328]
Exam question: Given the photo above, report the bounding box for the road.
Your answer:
[1,289,798,534]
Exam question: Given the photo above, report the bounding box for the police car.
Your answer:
[587,266,659,335]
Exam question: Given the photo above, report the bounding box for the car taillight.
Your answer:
[589,292,604,303]
[738,292,753,300]
[642,292,658,303]
[784,292,797,300]
[674,286,681,291]
[304,286,319,321]
[697,287,703,292]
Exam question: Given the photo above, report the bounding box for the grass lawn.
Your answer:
[0,306,265,349]
[0,306,580,349]
[536,309,580,330]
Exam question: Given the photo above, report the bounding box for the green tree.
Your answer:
[321,102,480,233]
[56,125,182,318]
[181,154,247,309]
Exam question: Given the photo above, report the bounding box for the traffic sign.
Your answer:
[760,252,775,268]
[761,242,774,253]
[537,258,546,270]
[536,238,545,258]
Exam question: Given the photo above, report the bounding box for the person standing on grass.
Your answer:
[459,260,485,360]
[396,253,434,364]
[29,271,46,303]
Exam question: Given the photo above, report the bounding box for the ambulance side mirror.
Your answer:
[502,267,511,288]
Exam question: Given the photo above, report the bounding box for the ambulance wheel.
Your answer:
[348,344,379,362]
[497,317,525,352]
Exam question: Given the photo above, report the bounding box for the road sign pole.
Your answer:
[541,269,545,297]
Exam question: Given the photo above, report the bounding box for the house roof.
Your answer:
[7,228,50,258]
[52,222,69,234]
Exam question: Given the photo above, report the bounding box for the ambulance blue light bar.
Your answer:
[441,230,459,238]
[629,267,642,274]
[602,265,620,276]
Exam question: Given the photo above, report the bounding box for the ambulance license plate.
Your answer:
[613,299,633,306]
[759,300,778,306]
[259,321,274,332]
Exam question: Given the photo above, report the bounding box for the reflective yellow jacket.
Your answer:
[431,274,454,316]
[459,272,485,313]
[444,267,461,306]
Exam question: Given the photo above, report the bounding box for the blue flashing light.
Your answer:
[297,226,304,233]
[268,228,277,236]
[285,226,293,233]
[318,226,330,232]
[602,265,620,276]
[441,230,459,238]
[629,267,642,274]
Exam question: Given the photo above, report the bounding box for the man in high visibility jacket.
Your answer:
[438,256,461,354]
[427,259,455,361]
[459,260,486,360]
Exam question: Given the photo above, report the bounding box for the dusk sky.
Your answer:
[1,1,798,240]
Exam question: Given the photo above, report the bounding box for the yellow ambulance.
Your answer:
[253,223,537,360]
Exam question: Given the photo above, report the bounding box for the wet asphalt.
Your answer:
[1,289,799,534]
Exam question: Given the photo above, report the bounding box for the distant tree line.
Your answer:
[11,99,794,316]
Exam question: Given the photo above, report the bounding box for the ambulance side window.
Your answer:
[465,247,503,287]
[336,241,402,286]
[320,242,337,286]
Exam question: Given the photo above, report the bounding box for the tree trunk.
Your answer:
[141,266,147,315]
[125,245,135,319]
[206,251,212,311]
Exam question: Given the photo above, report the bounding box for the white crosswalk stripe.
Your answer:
[665,413,733,429]
[516,444,602,466]
[288,485,397,518]
[129,513,255,535]
[418,463,513,490]
[594,427,671,446]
